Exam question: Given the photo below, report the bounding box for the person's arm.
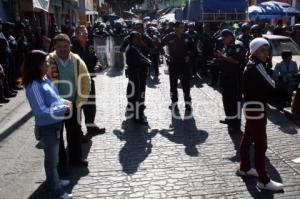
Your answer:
[120,36,130,52]
[273,63,281,81]
[76,58,91,105]
[256,64,276,91]
[0,63,4,77]
[291,61,298,77]
[159,34,170,58]
[215,50,239,64]
[160,34,169,48]
[143,35,156,55]
[26,82,68,118]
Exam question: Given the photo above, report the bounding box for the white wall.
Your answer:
[85,0,94,11]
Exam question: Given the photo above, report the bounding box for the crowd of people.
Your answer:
[2,17,300,198]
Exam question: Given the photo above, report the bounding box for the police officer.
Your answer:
[72,25,106,141]
[3,22,18,94]
[94,23,110,38]
[0,19,10,103]
[160,21,193,112]
[147,26,161,77]
[250,24,263,38]
[199,24,214,76]
[216,29,246,133]
[113,22,128,37]
[125,31,151,125]
[237,23,253,50]
[121,22,154,112]
[186,22,199,76]
[210,34,223,87]
[0,20,16,101]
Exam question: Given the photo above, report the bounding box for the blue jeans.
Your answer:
[38,122,64,197]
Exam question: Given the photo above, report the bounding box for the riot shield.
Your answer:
[94,36,110,68]
[112,35,125,68]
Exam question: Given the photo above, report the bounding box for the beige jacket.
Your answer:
[46,51,91,107]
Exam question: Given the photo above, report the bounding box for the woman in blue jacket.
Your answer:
[23,50,72,199]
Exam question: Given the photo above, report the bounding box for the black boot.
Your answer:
[0,96,9,103]
[4,90,16,98]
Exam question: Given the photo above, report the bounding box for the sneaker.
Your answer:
[58,192,73,199]
[87,126,106,135]
[169,103,179,111]
[60,179,70,187]
[4,91,16,98]
[185,104,192,112]
[10,89,18,94]
[257,180,283,191]
[236,168,258,177]
[0,97,9,103]
[71,159,88,167]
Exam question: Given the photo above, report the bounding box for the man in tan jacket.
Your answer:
[46,33,91,173]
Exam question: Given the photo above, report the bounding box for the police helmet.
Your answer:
[250,24,262,34]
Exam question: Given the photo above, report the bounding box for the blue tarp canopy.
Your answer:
[183,0,202,21]
[183,0,247,21]
[249,1,300,19]
[203,0,247,13]
[0,0,7,21]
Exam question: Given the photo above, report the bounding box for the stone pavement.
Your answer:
[1,64,300,199]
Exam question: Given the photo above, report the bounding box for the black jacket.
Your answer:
[161,32,193,63]
[71,40,98,77]
[126,45,151,71]
[242,57,275,109]
[221,40,246,76]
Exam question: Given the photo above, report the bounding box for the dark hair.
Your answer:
[75,25,87,34]
[22,50,48,86]
[282,50,292,59]
[129,31,141,41]
[53,33,70,45]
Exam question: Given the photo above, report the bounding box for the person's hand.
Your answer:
[94,64,100,71]
[64,100,73,112]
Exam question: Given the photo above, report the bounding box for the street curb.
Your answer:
[0,110,33,142]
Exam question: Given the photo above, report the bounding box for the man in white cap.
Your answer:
[237,37,283,191]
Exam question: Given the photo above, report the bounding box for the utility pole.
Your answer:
[292,0,296,25]
[79,0,86,25]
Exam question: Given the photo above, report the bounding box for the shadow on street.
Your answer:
[114,119,158,174]
[160,111,209,157]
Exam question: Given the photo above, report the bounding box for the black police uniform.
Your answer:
[220,39,246,130]
[186,30,199,75]
[125,44,151,120]
[71,40,98,132]
[237,34,252,50]
[121,33,154,106]
[210,33,224,86]
[161,32,192,106]
[199,32,214,75]
[0,31,13,98]
[148,33,161,76]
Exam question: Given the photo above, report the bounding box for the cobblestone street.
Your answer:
[1,65,300,199]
